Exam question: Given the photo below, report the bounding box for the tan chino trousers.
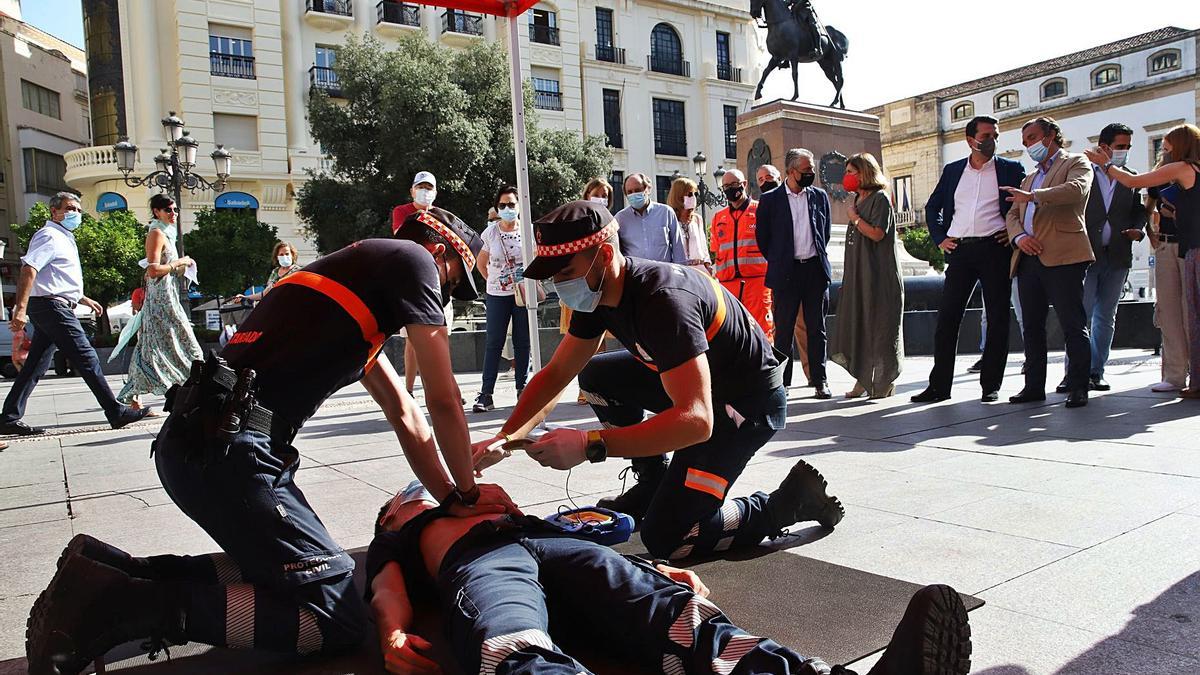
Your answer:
[1154,242,1191,387]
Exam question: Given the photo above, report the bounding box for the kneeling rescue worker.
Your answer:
[25,207,520,674]
[475,200,844,561]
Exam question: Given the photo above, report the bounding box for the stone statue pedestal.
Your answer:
[736,100,931,279]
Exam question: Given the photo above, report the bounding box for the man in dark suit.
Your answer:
[756,148,834,398]
[913,116,1027,403]
[1056,123,1147,393]
[1003,117,1095,408]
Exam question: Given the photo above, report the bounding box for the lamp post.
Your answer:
[692,151,727,224]
[113,111,233,310]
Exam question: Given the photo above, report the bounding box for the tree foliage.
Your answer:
[299,34,612,253]
[11,203,146,335]
[182,209,279,298]
[900,225,945,272]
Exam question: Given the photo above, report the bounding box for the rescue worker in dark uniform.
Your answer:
[474,201,844,561]
[25,207,520,675]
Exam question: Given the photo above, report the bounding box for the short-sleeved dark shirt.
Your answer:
[222,239,444,426]
[568,257,779,401]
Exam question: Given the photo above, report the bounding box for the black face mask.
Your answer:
[723,185,745,202]
[796,172,816,189]
[759,180,779,193]
[974,137,997,158]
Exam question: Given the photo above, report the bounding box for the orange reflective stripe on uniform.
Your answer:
[272,271,387,369]
[710,201,767,281]
[684,467,729,500]
[634,272,727,371]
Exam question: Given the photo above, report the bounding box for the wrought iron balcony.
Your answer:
[377,1,420,27]
[306,0,352,17]
[595,45,626,64]
[648,55,689,78]
[442,11,483,36]
[534,89,563,111]
[309,65,342,97]
[210,53,255,79]
[717,64,742,83]
[529,24,559,45]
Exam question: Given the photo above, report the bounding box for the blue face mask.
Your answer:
[1026,140,1050,163]
[498,207,518,222]
[60,211,82,232]
[627,191,649,210]
[551,247,606,313]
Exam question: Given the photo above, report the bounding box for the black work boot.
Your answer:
[596,456,668,523]
[765,459,844,531]
[27,549,186,675]
[56,533,150,578]
[854,584,972,675]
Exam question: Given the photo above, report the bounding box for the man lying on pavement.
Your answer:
[366,481,973,675]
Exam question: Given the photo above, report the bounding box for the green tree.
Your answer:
[299,34,612,253]
[182,209,279,298]
[10,203,146,336]
[901,225,945,272]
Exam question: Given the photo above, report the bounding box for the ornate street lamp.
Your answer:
[691,151,726,223]
[113,111,233,310]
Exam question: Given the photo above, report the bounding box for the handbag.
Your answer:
[500,233,545,307]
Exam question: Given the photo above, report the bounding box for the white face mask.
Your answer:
[682,195,698,210]
[589,196,610,206]
[414,188,436,207]
[1110,149,1130,167]
[277,254,293,267]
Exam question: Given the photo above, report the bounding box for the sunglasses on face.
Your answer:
[498,202,518,208]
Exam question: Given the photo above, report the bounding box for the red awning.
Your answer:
[419,0,539,18]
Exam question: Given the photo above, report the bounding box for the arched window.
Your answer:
[650,23,685,76]
[993,90,1018,112]
[1149,49,1181,75]
[951,101,974,122]
[1091,65,1121,89]
[1041,78,1067,101]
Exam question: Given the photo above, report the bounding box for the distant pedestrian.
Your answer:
[1147,180,1188,392]
[117,194,203,409]
[0,192,150,435]
[666,177,713,274]
[830,153,904,399]
[235,242,301,303]
[390,170,438,234]
[473,186,531,412]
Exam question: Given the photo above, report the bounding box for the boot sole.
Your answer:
[918,585,972,675]
[786,460,846,529]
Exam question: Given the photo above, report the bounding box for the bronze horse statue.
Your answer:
[751,0,849,108]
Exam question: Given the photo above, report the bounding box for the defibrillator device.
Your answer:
[545,507,635,546]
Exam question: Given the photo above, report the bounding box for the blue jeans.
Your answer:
[1079,256,1128,378]
[440,517,824,674]
[1,296,121,423]
[482,293,530,396]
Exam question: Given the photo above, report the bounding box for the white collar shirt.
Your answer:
[787,186,816,259]
[20,220,84,302]
[948,157,1005,238]
[1093,164,1120,246]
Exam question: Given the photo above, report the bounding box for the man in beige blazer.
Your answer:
[1002,117,1095,408]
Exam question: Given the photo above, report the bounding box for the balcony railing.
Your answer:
[309,65,342,97]
[377,1,420,26]
[529,24,559,45]
[534,89,563,111]
[307,0,352,16]
[648,55,689,78]
[442,11,483,36]
[654,129,687,157]
[717,64,742,83]
[210,53,256,79]
[595,45,626,64]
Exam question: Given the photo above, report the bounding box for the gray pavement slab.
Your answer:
[0,350,1198,673]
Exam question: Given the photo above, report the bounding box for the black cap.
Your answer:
[395,206,484,301]
[523,200,619,280]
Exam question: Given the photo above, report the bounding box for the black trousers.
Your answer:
[927,238,1012,394]
[771,259,829,386]
[1016,256,1091,394]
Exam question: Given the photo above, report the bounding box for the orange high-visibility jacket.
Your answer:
[709,200,768,281]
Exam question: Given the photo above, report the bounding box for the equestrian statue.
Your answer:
[751,0,849,109]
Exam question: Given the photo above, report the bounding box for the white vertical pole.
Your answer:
[508,11,542,372]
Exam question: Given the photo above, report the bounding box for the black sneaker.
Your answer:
[472,394,495,413]
[966,359,983,374]
[596,458,668,523]
[859,584,972,675]
[765,459,844,531]
[0,420,46,436]
[109,405,151,430]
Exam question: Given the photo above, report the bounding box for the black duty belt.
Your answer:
[164,354,296,452]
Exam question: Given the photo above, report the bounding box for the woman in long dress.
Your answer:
[117,194,203,407]
[830,153,904,399]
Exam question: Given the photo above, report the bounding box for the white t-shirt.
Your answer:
[481,222,525,297]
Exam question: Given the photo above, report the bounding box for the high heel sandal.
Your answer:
[845,383,867,399]
[870,384,897,400]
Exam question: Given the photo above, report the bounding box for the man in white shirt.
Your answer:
[2,192,149,435]
[912,117,1027,403]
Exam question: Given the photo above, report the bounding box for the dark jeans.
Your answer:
[1,296,121,423]
[771,259,829,386]
[152,416,366,653]
[481,293,530,396]
[440,518,824,674]
[578,350,787,560]
[928,238,1012,393]
[1016,256,1091,394]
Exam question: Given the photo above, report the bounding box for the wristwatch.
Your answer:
[442,484,480,508]
[584,429,607,463]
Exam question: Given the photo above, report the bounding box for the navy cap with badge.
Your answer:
[395,206,484,301]
[522,200,620,280]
